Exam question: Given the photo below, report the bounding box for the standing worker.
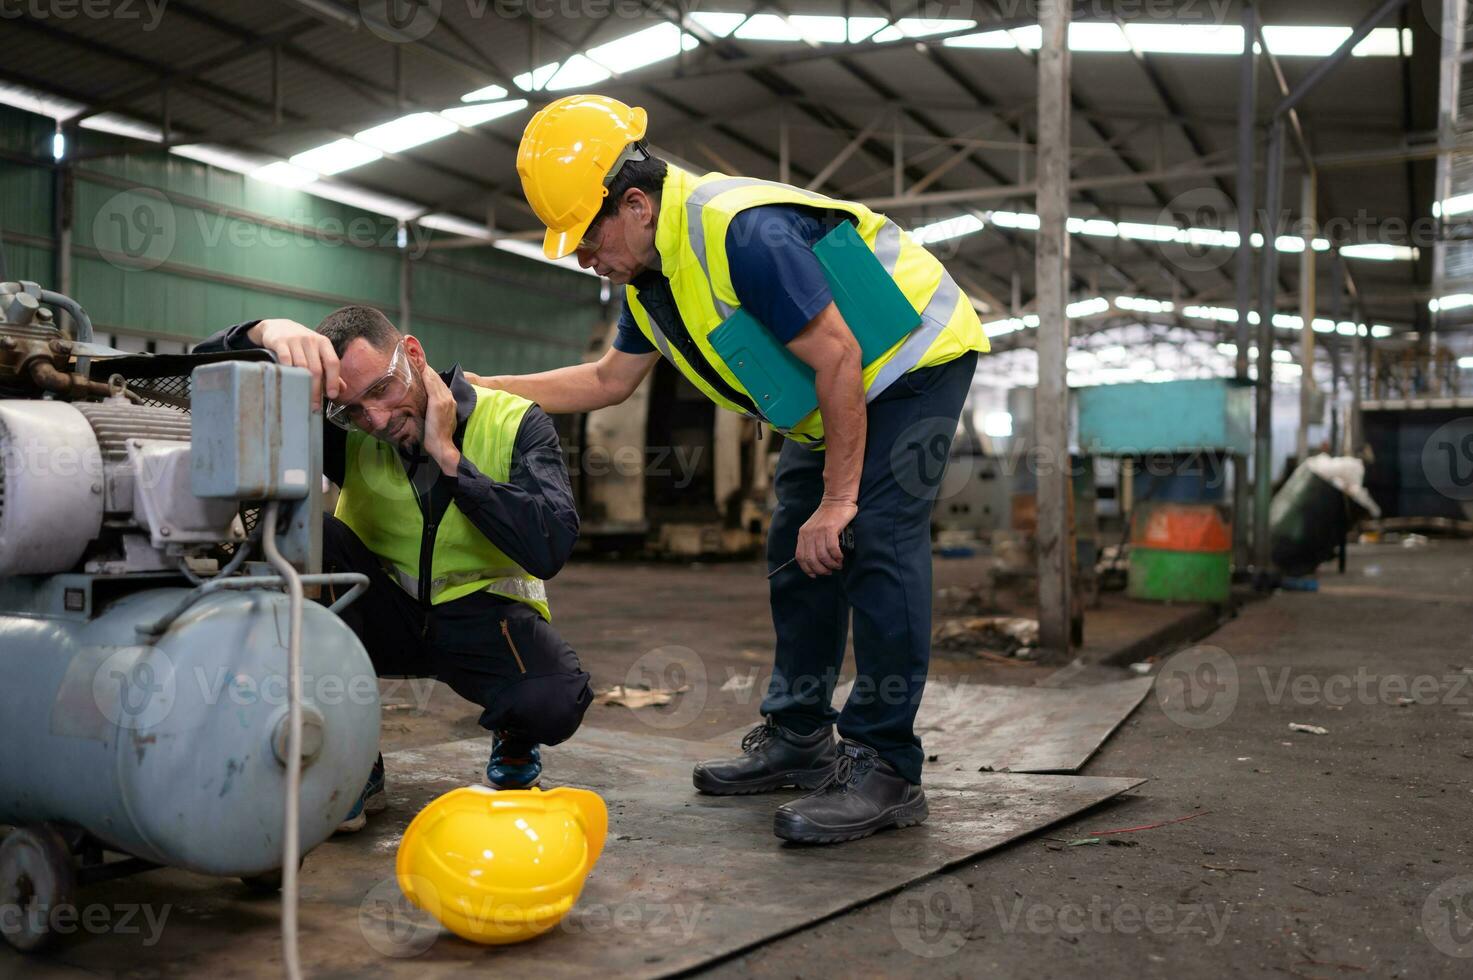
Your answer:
[472,94,988,845]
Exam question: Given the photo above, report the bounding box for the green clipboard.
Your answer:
[707,221,921,430]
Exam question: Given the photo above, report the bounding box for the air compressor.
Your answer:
[0,280,380,956]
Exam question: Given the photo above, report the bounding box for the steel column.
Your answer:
[1234,1,1258,382]
[1035,0,1072,656]
[1297,172,1318,462]
[1253,119,1286,571]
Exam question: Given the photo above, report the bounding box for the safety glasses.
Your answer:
[325,339,413,431]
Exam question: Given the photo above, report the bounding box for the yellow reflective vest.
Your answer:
[334,385,551,620]
[624,166,990,446]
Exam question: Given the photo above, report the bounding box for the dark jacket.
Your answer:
[195,322,579,584]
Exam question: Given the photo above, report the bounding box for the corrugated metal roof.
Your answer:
[0,0,1432,327]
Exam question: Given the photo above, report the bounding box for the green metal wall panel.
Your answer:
[2,106,605,367]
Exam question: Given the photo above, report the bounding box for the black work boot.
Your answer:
[692,716,837,795]
[772,739,928,844]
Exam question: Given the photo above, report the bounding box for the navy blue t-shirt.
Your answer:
[611,204,842,355]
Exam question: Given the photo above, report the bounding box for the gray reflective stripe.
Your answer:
[685,176,767,319]
[636,304,677,363]
[390,566,547,603]
[865,273,962,401]
[873,220,903,275]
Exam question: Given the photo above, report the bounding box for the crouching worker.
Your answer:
[196,308,592,832]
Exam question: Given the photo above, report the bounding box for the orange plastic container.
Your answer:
[1131,503,1231,554]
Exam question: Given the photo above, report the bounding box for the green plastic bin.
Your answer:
[1127,547,1230,603]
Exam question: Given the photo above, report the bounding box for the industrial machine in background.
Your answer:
[567,323,774,558]
[1078,377,1251,605]
[0,281,380,954]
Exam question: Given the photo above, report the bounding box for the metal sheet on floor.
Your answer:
[834,677,1154,774]
[15,726,1142,978]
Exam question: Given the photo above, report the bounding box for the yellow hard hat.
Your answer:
[395,785,608,945]
[517,94,649,260]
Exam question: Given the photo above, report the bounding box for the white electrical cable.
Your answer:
[261,500,304,980]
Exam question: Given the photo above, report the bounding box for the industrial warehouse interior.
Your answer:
[1,0,1471,976]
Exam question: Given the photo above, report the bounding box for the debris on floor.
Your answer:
[594,683,690,709]
[720,674,757,694]
[935,581,999,615]
[933,615,1040,657]
[1289,722,1330,736]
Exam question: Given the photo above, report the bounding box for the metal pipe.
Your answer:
[1234,0,1258,383]
[1034,0,1072,655]
[1298,172,1318,462]
[261,500,304,980]
[1329,251,1345,453]
[1253,119,1286,572]
[134,572,369,638]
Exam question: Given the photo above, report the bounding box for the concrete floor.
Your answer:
[707,540,1473,978]
[12,541,1470,976]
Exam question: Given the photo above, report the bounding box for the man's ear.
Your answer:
[626,188,656,229]
[402,334,427,368]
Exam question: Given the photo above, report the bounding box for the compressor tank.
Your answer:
[0,581,380,877]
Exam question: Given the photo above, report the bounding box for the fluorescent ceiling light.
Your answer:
[355,112,458,153]
[787,15,848,43]
[845,17,888,43]
[1069,217,1118,238]
[52,131,65,161]
[1116,296,1174,314]
[586,23,698,73]
[461,84,508,103]
[513,62,562,92]
[170,143,265,174]
[687,12,745,38]
[545,54,613,91]
[1458,356,1473,369]
[1261,26,1351,57]
[0,81,84,120]
[872,18,975,42]
[308,180,422,221]
[734,14,804,41]
[419,213,493,240]
[1065,22,1131,51]
[1117,222,1178,242]
[1439,194,1473,217]
[990,210,1041,230]
[78,113,162,142]
[944,30,1016,49]
[1068,297,1111,318]
[1341,243,1417,262]
[911,213,984,244]
[441,99,528,127]
[251,161,318,188]
[495,237,598,276]
[1122,24,1245,55]
[290,137,382,175]
[1371,325,1393,338]
[1430,294,1473,313]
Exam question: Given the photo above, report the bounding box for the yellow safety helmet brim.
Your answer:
[543,221,592,262]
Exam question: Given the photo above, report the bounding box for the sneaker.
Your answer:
[772,739,928,844]
[336,754,386,834]
[484,733,542,790]
[691,716,836,795]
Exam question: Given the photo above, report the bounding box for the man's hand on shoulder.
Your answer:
[247,318,341,405]
[462,371,501,389]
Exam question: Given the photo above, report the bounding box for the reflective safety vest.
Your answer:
[334,385,551,620]
[624,166,990,446]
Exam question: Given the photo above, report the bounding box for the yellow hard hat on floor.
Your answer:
[395,785,608,945]
[517,94,648,260]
